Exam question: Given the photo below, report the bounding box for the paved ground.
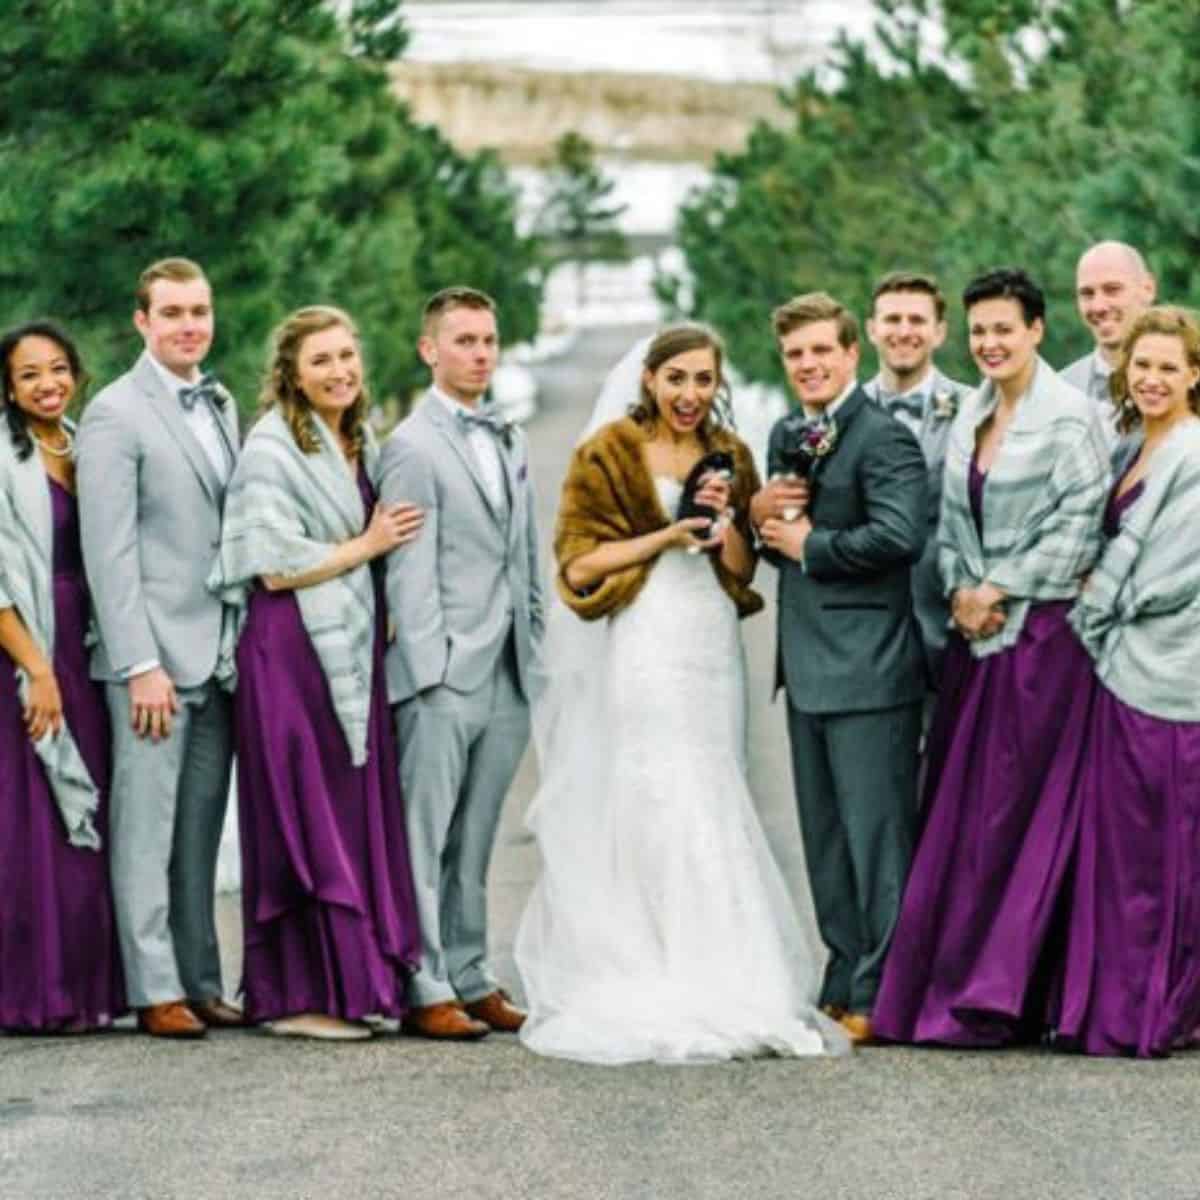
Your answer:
[3,326,1199,1200]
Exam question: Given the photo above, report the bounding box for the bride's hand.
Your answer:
[693,472,732,513]
[661,516,715,550]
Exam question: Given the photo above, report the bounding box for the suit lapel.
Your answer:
[421,393,505,529]
[135,353,222,505]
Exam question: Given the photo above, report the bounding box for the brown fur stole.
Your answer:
[554,416,764,621]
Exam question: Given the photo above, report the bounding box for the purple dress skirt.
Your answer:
[873,455,1096,1046]
[0,477,125,1030]
[1055,479,1200,1057]
[235,469,420,1022]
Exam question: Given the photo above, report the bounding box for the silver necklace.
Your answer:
[32,429,74,458]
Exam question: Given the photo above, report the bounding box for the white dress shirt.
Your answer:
[148,354,232,484]
[432,386,507,512]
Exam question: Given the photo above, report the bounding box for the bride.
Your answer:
[514,324,847,1064]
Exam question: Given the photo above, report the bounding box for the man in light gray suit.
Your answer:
[1062,240,1156,444]
[380,287,543,1040]
[76,257,241,1039]
[863,271,972,690]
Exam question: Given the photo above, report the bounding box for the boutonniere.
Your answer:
[774,414,838,519]
[776,413,838,478]
[932,389,958,421]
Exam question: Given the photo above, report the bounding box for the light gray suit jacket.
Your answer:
[76,352,239,688]
[865,366,971,686]
[379,392,544,705]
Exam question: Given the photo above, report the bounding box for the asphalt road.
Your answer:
[3,326,1198,1200]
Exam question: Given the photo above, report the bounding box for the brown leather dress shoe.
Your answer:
[820,1003,847,1022]
[137,1002,207,1039]
[401,1002,490,1040]
[463,990,527,1033]
[839,1013,875,1045]
[192,998,246,1028]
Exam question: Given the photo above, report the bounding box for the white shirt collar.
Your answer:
[146,351,201,398]
[804,379,857,422]
[1091,348,1115,379]
[431,384,486,416]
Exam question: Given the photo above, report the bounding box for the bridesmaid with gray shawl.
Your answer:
[1057,306,1200,1057]
[874,269,1110,1047]
[0,321,124,1032]
[212,306,422,1041]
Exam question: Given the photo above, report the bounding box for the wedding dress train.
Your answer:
[515,478,846,1064]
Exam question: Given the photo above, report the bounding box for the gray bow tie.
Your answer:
[179,374,225,412]
[881,392,926,422]
[456,404,511,444]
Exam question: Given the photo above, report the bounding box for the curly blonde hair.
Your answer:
[1110,305,1200,434]
[259,306,368,456]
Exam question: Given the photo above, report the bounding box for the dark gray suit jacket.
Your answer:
[768,386,928,715]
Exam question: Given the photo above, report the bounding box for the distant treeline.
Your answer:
[663,0,1200,388]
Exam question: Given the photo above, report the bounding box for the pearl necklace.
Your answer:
[32,429,74,458]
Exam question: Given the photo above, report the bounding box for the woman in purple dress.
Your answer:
[0,321,124,1032]
[1056,306,1200,1057]
[873,269,1110,1046]
[212,306,423,1041]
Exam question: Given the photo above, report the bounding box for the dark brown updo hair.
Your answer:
[628,323,734,440]
[260,305,368,456]
[1110,305,1200,434]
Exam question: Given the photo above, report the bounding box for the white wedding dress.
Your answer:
[515,477,847,1065]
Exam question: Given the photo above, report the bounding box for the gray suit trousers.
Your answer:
[786,700,921,1015]
[106,679,233,1008]
[394,636,529,1007]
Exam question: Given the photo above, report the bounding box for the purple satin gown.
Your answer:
[873,455,1096,1046]
[235,469,420,1022]
[0,477,125,1030]
[1055,477,1200,1057]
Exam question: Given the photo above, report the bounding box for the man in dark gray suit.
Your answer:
[863,271,972,690]
[751,292,927,1044]
[77,258,241,1039]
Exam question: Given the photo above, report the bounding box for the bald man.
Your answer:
[1062,241,1156,441]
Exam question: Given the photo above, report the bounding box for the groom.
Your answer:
[380,286,544,1039]
[751,292,927,1044]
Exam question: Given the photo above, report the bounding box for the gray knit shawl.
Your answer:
[210,408,379,765]
[937,358,1111,657]
[1069,418,1200,721]
[0,424,100,848]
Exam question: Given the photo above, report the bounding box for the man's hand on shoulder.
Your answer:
[760,515,812,563]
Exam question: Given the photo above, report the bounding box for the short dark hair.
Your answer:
[872,271,947,322]
[772,292,859,348]
[422,286,497,336]
[136,257,208,313]
[962,268,1046,326]
[0,320,87,462]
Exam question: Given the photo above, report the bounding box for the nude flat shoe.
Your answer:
[265,1013,373,1041]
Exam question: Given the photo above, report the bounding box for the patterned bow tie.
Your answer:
[456,404,512,444]
[179,373,225,412]
[881,392,926,422]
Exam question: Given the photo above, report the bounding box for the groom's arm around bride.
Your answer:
[751,292,927,1043]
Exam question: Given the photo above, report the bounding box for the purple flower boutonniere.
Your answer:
[773,414,839,519]
[932,389,959,421]
[776,414,839,479]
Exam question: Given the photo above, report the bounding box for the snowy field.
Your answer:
[401,1,876,83]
